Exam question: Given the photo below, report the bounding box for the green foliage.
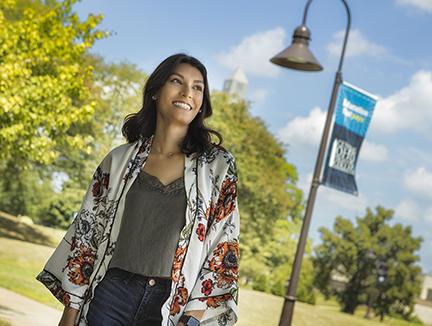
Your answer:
[0,0,107,167]
[38,185,85,229]
[209,92,302,239]
[51,54,147,188]
[86,55,147,156]
[0,1,147,225]
[313,206,423,320]
[252,274,270,292]
[269,251,316,304]
[0,161,54,219]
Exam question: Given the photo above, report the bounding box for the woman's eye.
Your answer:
[171,78,181,84]
[194,85,203,92]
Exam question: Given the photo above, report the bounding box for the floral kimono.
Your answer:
[36,134,240,326]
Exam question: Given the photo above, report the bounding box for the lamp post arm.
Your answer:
[302,0,351,73]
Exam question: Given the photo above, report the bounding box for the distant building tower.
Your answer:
[223,67,248,99]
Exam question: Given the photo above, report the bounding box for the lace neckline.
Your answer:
[138,170,184,194]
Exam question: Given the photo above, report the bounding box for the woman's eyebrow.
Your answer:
[171,72,204,84]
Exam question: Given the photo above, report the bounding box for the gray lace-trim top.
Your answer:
[109,169,186,277]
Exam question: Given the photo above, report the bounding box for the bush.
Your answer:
[252,274,270,292]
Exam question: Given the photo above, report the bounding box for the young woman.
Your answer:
[37,53,240,326]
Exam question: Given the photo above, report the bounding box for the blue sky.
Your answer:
[75,0,432,272]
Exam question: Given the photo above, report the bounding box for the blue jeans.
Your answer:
[87,268,172,326]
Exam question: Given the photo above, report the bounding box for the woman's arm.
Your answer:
[181,154,240,325]
[58,306,79,326]
[36,152,114,311]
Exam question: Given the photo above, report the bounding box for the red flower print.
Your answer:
[209,240,239,287]
[215,176,237,223]
[201,279,213,296]
[170,286,188,315]
[196,223,206,241]
[205,202,217,233]
[206,293,233,308]
[65,245,95,286]
[171,244,188,283]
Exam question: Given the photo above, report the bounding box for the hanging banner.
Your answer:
[322,81,377,195]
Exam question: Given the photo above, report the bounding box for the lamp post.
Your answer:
[270,1,351,325]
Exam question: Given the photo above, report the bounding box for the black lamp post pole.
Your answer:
[278,1,351,325]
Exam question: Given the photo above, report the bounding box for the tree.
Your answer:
[265,219,316,304]
[39,56,147,228]
[0,1,147,224]
[313,206,423,320]
[0,0,106,168]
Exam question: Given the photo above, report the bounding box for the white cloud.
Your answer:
[277,106,325,147]
[276,107,389,163]
[215,27,286,78]
[298,172,367,212]
[321,187,368,212]
[371,70,432,137]
[360,141,389,162]
[326,29,387,58]
[397,0,432,12]
[395,199,421,221]
[404,167,432,198]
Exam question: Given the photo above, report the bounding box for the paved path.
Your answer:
[415,303,432,325]
[0,287,62,326]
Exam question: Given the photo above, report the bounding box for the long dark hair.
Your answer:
[122,53,223,155]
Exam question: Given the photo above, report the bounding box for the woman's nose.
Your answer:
[181,85,193,98]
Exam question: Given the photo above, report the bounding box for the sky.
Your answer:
[74,0,432,273]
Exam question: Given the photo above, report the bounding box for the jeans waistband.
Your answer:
[107,267,172,286]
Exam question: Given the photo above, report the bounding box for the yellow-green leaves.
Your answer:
[0,0,106,167]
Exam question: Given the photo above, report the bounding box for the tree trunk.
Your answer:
[364,294,373,319]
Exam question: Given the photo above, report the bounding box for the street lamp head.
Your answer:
[270,25,323,72]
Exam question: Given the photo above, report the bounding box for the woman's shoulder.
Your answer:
[101,140,140,164]
[205,142,234,157]
[109,141,138,156]
[202,143,236,171]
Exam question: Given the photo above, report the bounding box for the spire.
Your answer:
[229,67,248,84]
[223,67,248,100]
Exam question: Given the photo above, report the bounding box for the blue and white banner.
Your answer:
[322,81,377,195]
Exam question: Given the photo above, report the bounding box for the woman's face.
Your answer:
[155,63,205,127]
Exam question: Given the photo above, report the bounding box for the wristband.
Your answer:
[179,314,200,326]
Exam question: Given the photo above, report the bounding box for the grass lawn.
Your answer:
[0,237,63,310]
[0,319,11,326]
[237,289,417,326]
[0,213,421,325]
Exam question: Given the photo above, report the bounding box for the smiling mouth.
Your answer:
[172,101,192,111]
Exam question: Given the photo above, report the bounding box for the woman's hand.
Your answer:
[58,306,79,326]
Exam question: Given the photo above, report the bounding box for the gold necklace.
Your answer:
[151,149,181,158]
